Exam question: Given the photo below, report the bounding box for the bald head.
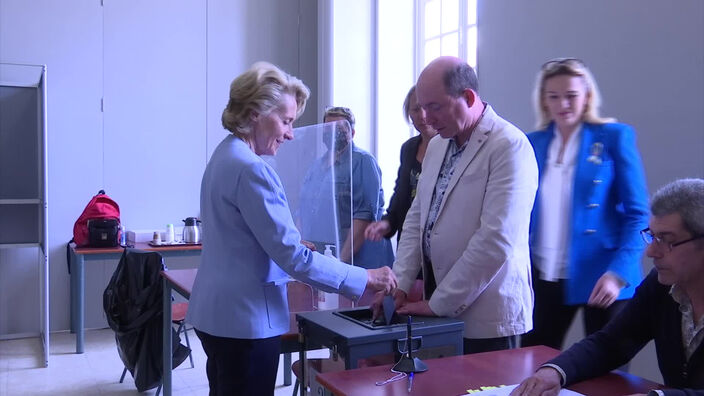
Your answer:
[418,56,479,98]
[415,56,482,145]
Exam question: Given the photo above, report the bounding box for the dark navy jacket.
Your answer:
[550,269,704,395]
[383,135,422,243]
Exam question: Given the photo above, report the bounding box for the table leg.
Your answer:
[69,250,76,334]
[344,349,360,369]
[454,333,463,356]
[283,352,292,386]
[163,278,173,396]
[298,325,306,396]
[75,253,85,354]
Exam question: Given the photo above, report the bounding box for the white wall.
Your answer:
[330,0,376,153]
[0,0,104,335]
[377,0,415,216]
[478,0,704,384]
[0,0,318,335]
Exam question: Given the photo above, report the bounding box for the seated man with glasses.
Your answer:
[511,178,704,396]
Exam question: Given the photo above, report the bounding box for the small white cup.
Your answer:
[153,231,161,245]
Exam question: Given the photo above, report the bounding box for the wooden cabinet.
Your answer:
[0,63,49,366]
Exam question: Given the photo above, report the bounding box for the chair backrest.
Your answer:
[104,249,192,392]
[287,281,315,313]
[104,249,165,332]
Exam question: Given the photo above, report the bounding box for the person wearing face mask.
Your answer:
[186,62,397,396]
[365,85,438,245]
[521,58,649,352]
[302,106,394,270]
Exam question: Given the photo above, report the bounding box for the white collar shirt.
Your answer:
[671,285,704,361]
[532,126,582,281]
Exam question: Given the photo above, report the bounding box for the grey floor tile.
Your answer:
[0,328,330,395]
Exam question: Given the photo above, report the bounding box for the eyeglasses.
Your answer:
[640,228,703,252]
[541,57,585,71]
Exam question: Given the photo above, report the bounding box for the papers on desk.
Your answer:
[463,384,584,395]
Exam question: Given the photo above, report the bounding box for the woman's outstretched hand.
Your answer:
[366,266,398,295]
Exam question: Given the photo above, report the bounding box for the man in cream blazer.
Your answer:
[390,56,538,353]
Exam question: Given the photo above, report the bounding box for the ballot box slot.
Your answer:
[332,308,424,330]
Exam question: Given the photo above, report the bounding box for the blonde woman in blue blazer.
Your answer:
[186,62,397,396]
[521,58,649,351]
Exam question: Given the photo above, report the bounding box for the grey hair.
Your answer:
[323,106,355,129]
[444,63,479,97]
[651,178,704,237]
[221,61,309,138]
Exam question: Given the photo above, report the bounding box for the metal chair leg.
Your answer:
[119,367,127,383]
[177,321,194,369]
[292,378,299,396]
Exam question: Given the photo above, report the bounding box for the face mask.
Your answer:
[323,123,351,152]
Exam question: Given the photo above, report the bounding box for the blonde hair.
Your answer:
[533,58,615,129]
[221,62,310,139]
[402,85,416,124]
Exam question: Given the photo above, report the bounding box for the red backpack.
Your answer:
[72,190,121,247]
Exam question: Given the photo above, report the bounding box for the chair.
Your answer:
[170,302,195,369]
[281,281,316,386]
[118,302,194,394]
[287,281,316,313]
[105,249,190,393]
[291,279,425,395]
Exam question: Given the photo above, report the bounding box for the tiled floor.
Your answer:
[0,328,328,395]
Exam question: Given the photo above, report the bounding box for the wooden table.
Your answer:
[317,345,663,396]
[68,242,202,353]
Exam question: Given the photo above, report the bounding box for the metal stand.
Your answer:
[392,316,428,373]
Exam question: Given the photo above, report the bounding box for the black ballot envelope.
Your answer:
[382,295,396,325]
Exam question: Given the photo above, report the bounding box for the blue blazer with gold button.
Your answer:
[528,122,649,304]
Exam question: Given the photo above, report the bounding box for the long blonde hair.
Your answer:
[533,58,615,129]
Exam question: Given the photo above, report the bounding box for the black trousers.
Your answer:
[522,277,629,350]
[463,335,519,355]
[195,329,281,396]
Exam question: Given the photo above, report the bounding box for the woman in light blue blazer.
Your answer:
[521,58,649,351]
[186,62,397,396]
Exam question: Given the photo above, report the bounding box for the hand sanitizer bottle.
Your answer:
[323,244,334,258]
[317,244,339,310]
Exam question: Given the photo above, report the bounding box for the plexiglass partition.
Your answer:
[263,120,354,265]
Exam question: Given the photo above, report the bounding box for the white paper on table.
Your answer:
[460,384,584,396]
